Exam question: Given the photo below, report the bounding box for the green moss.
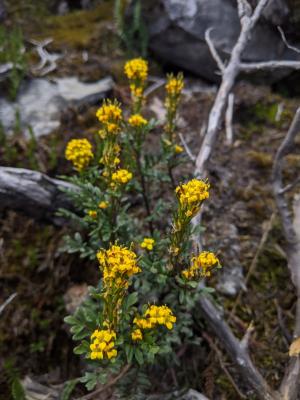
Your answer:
[247,150,273,168]
[40,3,114,49]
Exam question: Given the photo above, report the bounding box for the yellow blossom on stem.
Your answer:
[90,329,117,360]
[97,243,141,288]
[111,169,133,185]
[165,74,184,96]
[175,179,210,218]
[124,58,148,81]
[128,114,147,127]
[131,328,143,341]
[88,210,97,218]
[96,100,123,134]
[174,144,183,154]
[182,251,220,279]
[134,305,176,330]
[98,201,108,209]
[65,138,93,172]
[140,237,155,251]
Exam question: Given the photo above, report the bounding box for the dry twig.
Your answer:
[272,108,300,400]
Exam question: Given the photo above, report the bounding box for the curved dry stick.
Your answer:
[76,364,130,400]
[272,108,300,400]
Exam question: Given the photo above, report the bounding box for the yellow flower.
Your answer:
[165,74,184,96]
[111,169,133,185]
[65,139,93,171]
[174,144,183,154]
[175,179,210,218]
[131,329,143,341]
[97,244,141,288]
[98,201,108,209]
[141,238,155,251]
[128,114,147,127]
[134,305,176,330]
[88,210,97,218]
[124,58,148,81]
[182,251,220,279]
[96,100,122,134]
[90,329,117,360]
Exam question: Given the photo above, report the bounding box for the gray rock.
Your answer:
[143,0,299,82]
[217,265,246,297]
[0,76,113,137]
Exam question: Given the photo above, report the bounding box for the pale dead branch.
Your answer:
[225,93,234,145]
[0,293,17,316]
[204,28,225,74]
[278,26,300,55]
[272,108,300,400]
[29,38,61,76]
[195,0,270,177]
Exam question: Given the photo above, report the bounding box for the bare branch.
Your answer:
[179,132,196,162]
[278,26,300,55]
[225,93,234,145]
[272,108,300,400]
[194,0,270,178]
[205,28,225,73]
[0,293,17,316]
[198,294,281,400]
[28,38,61,76]
[76,365,130,400]
[240,60,300,72]
[280,176,300,195]
[272,108,300,244]
[202,332,247,399]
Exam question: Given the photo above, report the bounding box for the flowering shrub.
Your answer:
[60,58,221,397]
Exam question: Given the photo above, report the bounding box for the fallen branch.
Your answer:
[0,167,76,225]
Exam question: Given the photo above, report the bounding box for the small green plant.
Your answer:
[61,58,221,397]
[0,26,27,100]
[114,0,148,57]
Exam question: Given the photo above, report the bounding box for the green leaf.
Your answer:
[11,379,25,400]
[125,292,138,308]
[64,315,78,325]
[74,340,89,355]
[61,379,79,400]
[125,344,134,364]
[134,348,144,365]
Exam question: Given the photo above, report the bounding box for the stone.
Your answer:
[0,76,113,137]
[142,0,300,82]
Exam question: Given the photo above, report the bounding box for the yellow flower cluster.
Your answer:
[140,237,155,251]
[134,305,176,331]
[124,58,148,105]
[128,114,147,127]
[131,328,143,341]
[90,329,117,360]
[174,144,183,154]
[111,169,133,185]
[182,251,220,279]
[97,244,141,288]
[88,210,97,218]
[176,179,210,218]
[65,138,93,171]
[165,75,184,96]
[96,101,123,135]
[98,201,108,209]
[124,58,148,81]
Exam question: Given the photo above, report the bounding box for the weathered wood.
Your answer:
[0,167,76,225]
